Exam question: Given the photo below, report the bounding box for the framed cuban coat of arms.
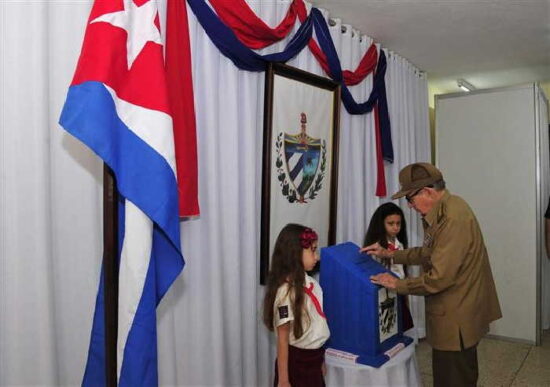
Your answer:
[260,63,341,284]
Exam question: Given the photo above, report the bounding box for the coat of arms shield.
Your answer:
[275,112,326,203]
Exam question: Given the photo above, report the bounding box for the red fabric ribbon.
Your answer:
[342,44,378,86]
[304,282,326,318]
[166,0,200,216]
[208,0,304,49]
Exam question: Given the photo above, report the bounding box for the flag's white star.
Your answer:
[91,0,162,69]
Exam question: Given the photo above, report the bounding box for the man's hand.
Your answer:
[370,273,398,290]
[360,242,393,259]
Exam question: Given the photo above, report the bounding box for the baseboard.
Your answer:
[485,333,536,346]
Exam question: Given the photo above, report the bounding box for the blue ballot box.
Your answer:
[320,242,413,367]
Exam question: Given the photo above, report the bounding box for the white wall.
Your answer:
[436,85,548,343]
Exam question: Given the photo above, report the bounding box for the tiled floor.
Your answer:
[416,330,550,386]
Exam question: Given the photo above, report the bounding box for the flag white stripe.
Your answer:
[117,200,153,380]
[105,85,177,174]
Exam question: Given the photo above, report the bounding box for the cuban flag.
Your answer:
[59,0,186,385]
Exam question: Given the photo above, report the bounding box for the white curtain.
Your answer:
[0,1,429,385]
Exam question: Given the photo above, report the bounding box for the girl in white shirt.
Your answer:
[263,224,330,387]
[364,202,414,331]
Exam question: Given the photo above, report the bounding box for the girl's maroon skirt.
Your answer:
[274,345,325,387]
[401,295,414,331]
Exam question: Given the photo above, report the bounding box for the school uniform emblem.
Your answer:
[378,288,397,338]
[275,112,326,203]
[278,305,289,319]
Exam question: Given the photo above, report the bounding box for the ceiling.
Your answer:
[310,0,550,98]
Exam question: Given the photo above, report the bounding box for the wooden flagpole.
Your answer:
[103,164,119,387]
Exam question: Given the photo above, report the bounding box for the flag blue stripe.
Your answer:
[82,268,107,386]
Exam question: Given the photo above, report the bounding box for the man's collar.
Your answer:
[423,190,450,226]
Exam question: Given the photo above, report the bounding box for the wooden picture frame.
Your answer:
[260,63,341,284]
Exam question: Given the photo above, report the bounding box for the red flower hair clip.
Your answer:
[300,228,318,249]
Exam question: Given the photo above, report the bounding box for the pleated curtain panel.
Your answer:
[0,0,429,385]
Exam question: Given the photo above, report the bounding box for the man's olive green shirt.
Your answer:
[393,190,502,351]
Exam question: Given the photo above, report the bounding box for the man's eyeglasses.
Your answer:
[405,188,422,203]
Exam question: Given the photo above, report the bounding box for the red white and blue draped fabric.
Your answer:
[207,0,378,86]
[187,0,314,71]
[59,0,186,385]
[187,0,392,196]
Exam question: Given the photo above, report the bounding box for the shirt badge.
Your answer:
[278,305,289,319]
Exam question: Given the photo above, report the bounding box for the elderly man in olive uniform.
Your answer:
[363,162,501,387]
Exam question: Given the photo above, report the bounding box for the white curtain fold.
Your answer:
[0,1,429,385]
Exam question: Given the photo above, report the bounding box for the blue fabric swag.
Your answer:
[311,8,393,162]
